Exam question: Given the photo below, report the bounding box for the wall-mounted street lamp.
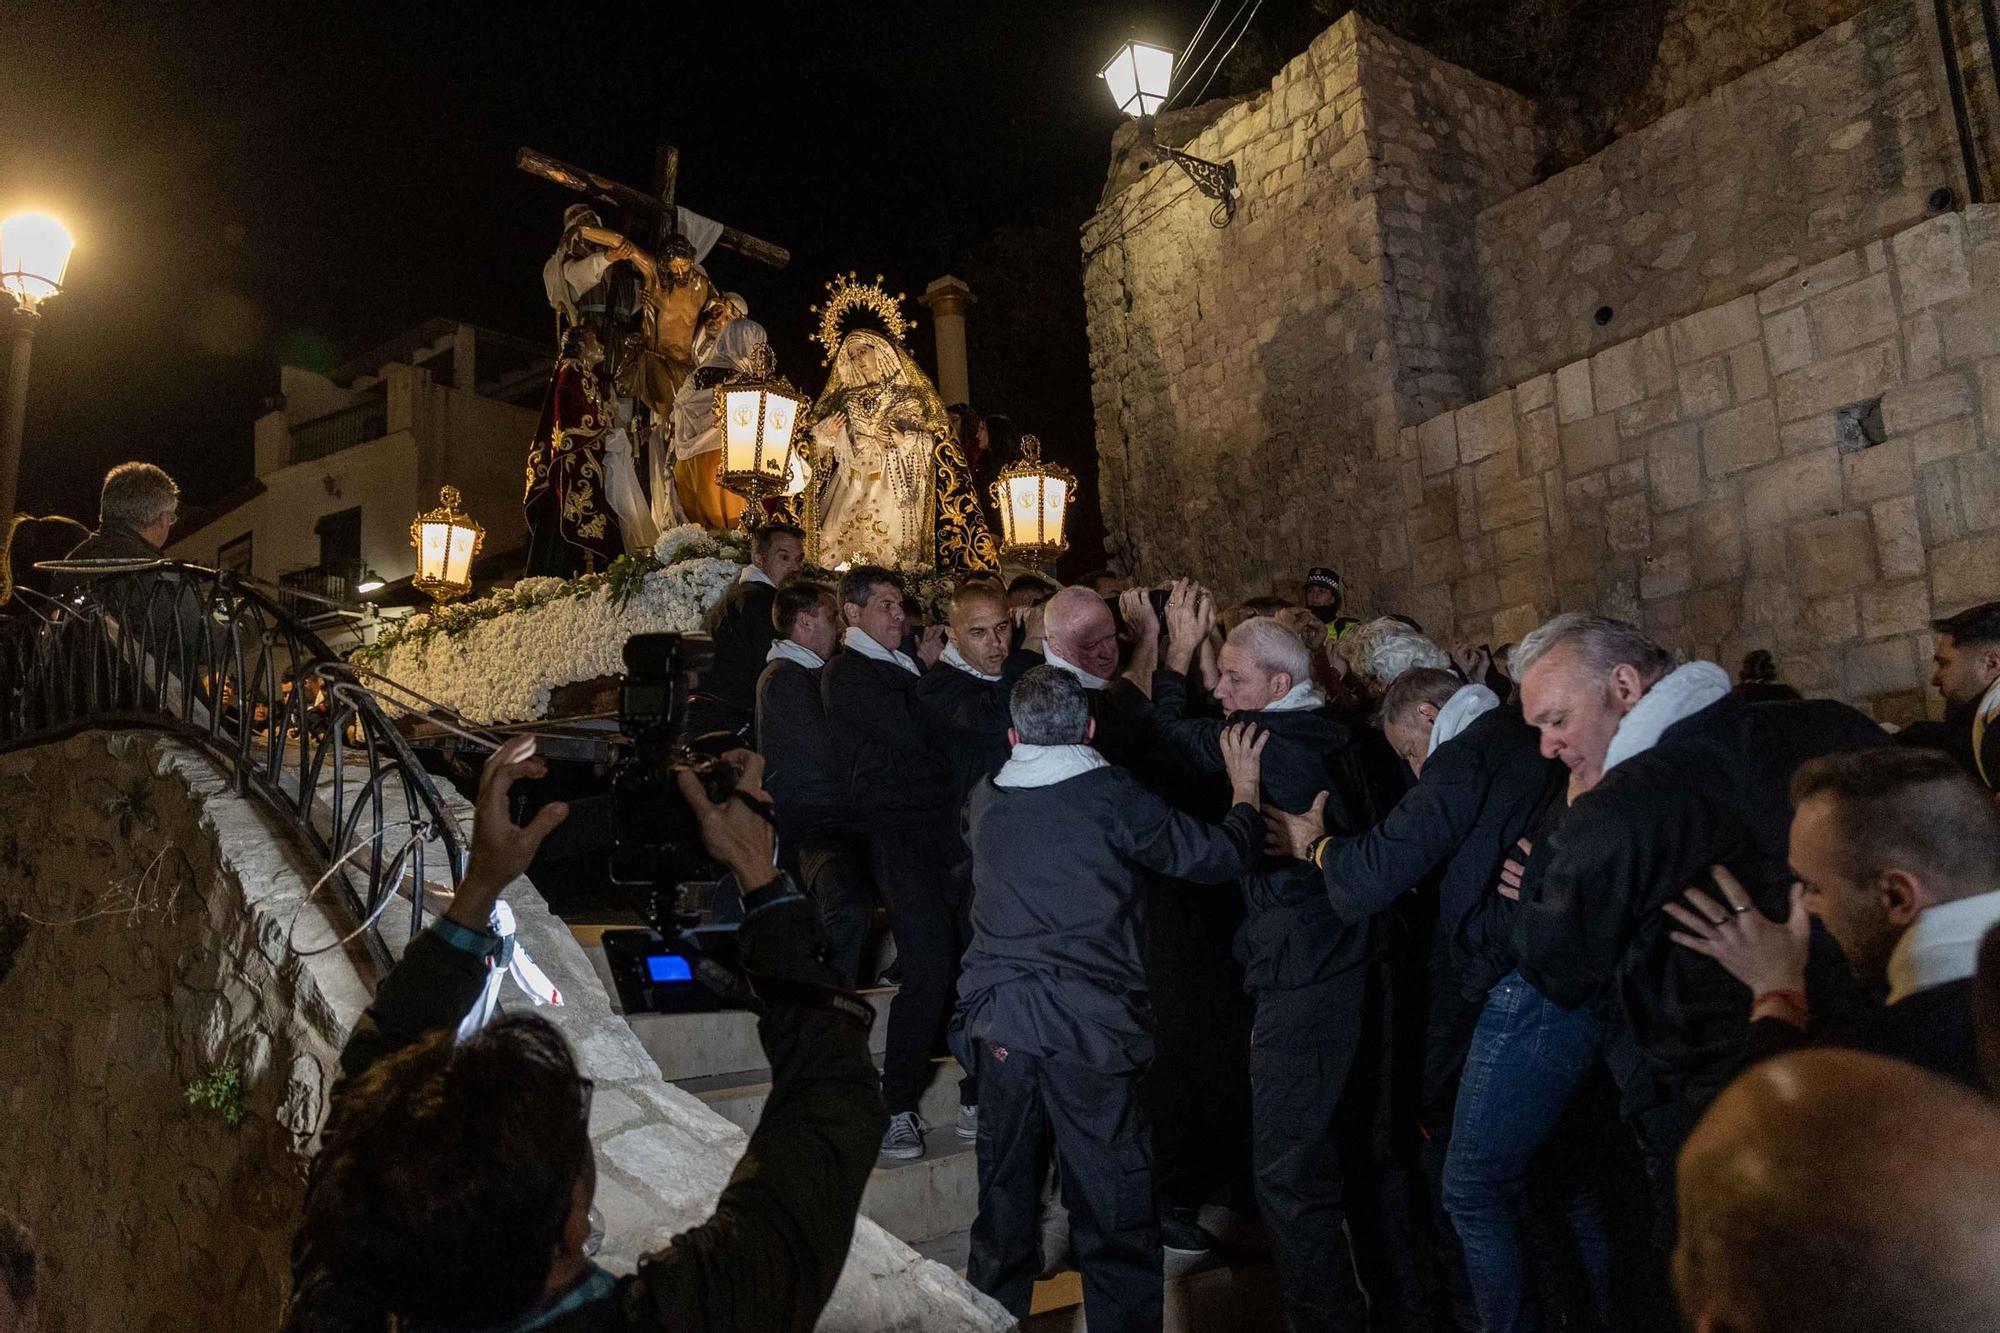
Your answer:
[0,211,76,523]
[1098,41,1240,225]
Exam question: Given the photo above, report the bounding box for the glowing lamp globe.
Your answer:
[713,343,808,526]
[1100,40,1174,118]
[990,435,1074,563]
[410,485,484,605]
[0,212,75,309]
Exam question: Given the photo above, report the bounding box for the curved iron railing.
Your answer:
[0,561,464,969]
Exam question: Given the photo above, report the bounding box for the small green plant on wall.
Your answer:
[187,1066,246,1127]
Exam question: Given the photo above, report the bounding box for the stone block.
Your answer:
[1874,495,1925,579]
[1454,572,1501,616]
[1921,458,1967,543]
[1931,532,2000,610]
[1764,306,1815,377]
[1493,519,1548,562]
[1685,584,1742,643]
[1860,580,1933,638]
[1759,249,1865,314]
[1520,407,1559,475]
[1679,356,1732,417]
[1605,492,1651,552]
[1958,449,2000,532]
[1561,415,1619,476]
[1808,270,1899,358]
[1418,412,1458,476]
[1671,294,1762,363]
[1789,511,1877,597]
[1480,475,1548,532]
[1617,395,1679,437]
[1841,438,1913,504]
[1880,371,1974,435]
[1890,211,1972,312]
[1516,373,1555,414]
[1491,603,1545,645]
[1556,360,1594,423]
[1906,419,1979,473]
[1744,451,1843,529]
[1808,594,1859,644]
[1844,636,1921,699]
[1939,287,2000,365]
[1703,399,1781,477]
[1773,340,1903,422]
[1592,339,1647,413]
[1729,342,1771,403]
[1609,459,1647,494]
[1641,328,1676,397]
[1413,535,1464,585]
[1640,547,1692,601]
[1378,520,1410,572]
[1977,357,2000,437]
[1647,424,1702,512]
[1692,496,1746,586]
[1457,392,1518,464]
[1905,312,1945,380]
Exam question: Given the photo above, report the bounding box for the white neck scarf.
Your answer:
[943,641,1003,682]
[1429,683,1501,756]
[1045,647,1110,691]
[843,625,917,675]
[1261,679,1326,714]
[995,743,1109,789]
[739,564,775,588]
[1885,888,2000,1003]
[767,638,824,670]
[1973,676,2000,785]
[1601,661,1731,775]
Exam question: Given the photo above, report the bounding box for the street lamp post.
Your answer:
[1098,40,1241,225]
[0,212,76,523]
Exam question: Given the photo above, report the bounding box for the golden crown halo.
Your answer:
[809,271,916,364]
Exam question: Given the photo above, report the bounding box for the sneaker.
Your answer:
[955,1103,978,1141]
[880,1111,926,1160]
[1159,1207,1217,1257]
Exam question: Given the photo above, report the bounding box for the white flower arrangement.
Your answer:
[353,545,748,723]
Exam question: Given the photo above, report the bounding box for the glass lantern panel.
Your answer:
[0,212,74,302]
[723,388,763,474]
[417,520,450,583]
[1101,45,1141,117]
[444,525,477,586]
[1131,42,1174,116]
[760,399,796,477]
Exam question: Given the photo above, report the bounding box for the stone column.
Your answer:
[921,275,976,406]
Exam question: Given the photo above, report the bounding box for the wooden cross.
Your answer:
[516,145,790,269]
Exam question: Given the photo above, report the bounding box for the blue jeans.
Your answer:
[1443,971,1611,1333]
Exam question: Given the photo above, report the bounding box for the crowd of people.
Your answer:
[680,522,2000,1332]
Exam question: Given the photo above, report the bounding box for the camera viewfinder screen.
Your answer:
[645,953,694,984]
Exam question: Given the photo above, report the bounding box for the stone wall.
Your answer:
[1395,206,2000,719]
[1618,0,1874,135]
[0,734,1007,1331]
[1473,0,1958,395]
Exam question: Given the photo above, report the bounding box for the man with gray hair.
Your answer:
[55,462,221,676]
[1509,610,1886,1241]
[1148,591,1387,1331]
[1346,615,1454,697]
[56,461,181,593]
[959,665,1266,1330]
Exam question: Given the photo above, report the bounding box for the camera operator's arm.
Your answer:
[629,754,884,1333]
[336,737,570,1083]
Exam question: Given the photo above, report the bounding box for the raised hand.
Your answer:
[454,735,571,927]
[676,749,779,892]
[917,623,947,668]
[1220,722,1268,806]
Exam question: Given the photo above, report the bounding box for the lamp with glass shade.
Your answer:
[714,342,808,529]
[1097,39,1240,224]
[990,434,1074,565]
[409,485,485,605]
[0,210,77,525]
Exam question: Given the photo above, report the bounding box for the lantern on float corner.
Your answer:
[714,342,809,528]
[410,485,484,604]
[1099,40,1175,119]
[990,434,1074,564]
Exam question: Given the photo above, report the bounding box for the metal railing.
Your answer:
[289,396,389,465]
[0,563,464,969]
[278,560,365,619]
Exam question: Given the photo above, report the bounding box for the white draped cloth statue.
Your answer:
[659,317,768,533]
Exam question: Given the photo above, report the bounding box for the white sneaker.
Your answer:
[955,1103,979,1141]
[880,1111,926,1160]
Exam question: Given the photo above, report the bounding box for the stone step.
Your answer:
[677,1051,966,1136]
[1021,1251,1284,1331]
[861,1122,980,1246]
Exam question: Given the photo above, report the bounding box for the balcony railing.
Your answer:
[278,560,364,619]
[289,395,389,465]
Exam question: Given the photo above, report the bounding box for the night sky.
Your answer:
[0,1,1237,573]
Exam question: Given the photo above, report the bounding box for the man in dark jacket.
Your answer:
[755,579,875,985]
[55,461,221,677]
[1903,600,2000,788]
[682,523,804,743]
[820,565,960,1159]
[1510,613,1885,1238]
[914,580,1043,818]
[287,735,882,1332]
[1266,666,1579,1333]
[1664,746,2000,1092]
[1150,600,1378,1332]
[960,666,1266,1332]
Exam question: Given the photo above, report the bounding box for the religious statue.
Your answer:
[800,274,998,573]
[666,318,776,530]
[523,325,631,577]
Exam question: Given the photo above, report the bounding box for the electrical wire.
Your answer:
[1181,0,1267,111]
[1164,0,1255,111]
[1177,0,1225,68]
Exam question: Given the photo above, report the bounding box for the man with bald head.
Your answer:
[1675,1048,2000,1333]
[1040,584,1158,768]
[917,581,1044,819]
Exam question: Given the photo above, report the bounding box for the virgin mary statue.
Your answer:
[800,277,997,573]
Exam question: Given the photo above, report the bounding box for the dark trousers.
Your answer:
[1252,981,1370,1333]
[1145,879,1253,1212]
[788,825,876,987]
[968,1042,1162,1333]
[870,822,971,1115]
